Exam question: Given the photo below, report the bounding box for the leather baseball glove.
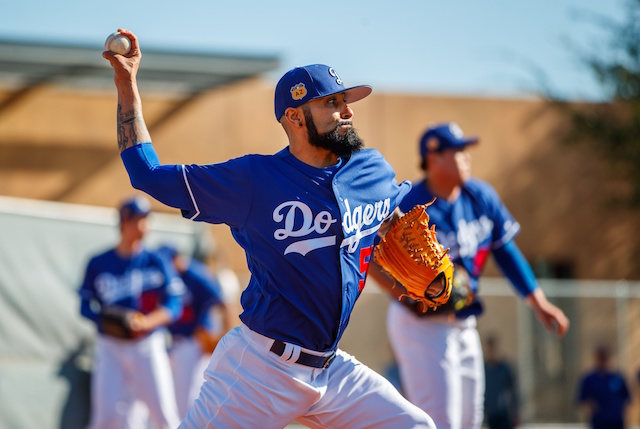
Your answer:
[99,306,146,339]
[398,264,476,317]
[374,200,454,312]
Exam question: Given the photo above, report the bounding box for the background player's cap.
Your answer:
[419,122,479,158]
[274,64,372,121]
[119,196,151,221]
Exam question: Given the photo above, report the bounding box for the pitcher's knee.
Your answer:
[403,408,437,429]
[421,412,437,429]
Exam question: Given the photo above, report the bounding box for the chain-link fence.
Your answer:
[340,278,640,425]
[478,279,640,423]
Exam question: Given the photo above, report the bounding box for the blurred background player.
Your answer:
[370,122,570,429]
[577,344,631,429]
[156,244,235,419]
[483,334,518,429]
[200,242,243,326]
[78,196,184,429]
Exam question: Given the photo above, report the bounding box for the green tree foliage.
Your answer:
[549,0,640,205]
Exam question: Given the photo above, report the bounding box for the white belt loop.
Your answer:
[278,343,301,366]
[289,345,301,364]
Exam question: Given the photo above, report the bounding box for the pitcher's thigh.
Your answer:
[179,328,319,429]
[298,350,436,429]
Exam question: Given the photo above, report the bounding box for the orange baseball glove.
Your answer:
[374,200,454,312]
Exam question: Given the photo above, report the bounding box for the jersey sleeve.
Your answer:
[121,143,192,209]
[493,240,538,297]
[576,375,592,403]
[121,143,252,227]
[199,271,224,308]
[399,179,432,214]
[156,256,186,321]
[78,258,100,322]
[376,149,411,210]
[78,258,96,299]
[394,180,412,211]
[179,156,253,227]
[358,148,412,213]
[190,263,225,327]
[621,376,631,402]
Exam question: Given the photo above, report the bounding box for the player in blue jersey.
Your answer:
[156,244,235,419]
[79,196,184,429]
[577,344,630,429]
[370,122,570,429]
[103,29,435,428]
[484,334,519,429]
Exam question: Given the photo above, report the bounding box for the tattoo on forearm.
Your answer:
[117,103,148,152]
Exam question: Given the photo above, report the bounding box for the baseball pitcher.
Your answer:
[103,29,436,429]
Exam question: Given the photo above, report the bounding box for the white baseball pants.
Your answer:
[87,330,180,429]
[179,324,435,429]
[169,336,211,419]
[387,302,485,429]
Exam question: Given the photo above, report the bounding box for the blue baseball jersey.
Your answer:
[399,178,520,299]
[577,370,630,429]
[79,247,185,334]
[168,259,224,338]
[122,144,410,351]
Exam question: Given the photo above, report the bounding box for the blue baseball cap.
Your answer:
[274,64,372,120]
[119,196,151,221]
[419,122,479,158]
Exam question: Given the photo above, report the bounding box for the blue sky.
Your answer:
[0,0,629,100]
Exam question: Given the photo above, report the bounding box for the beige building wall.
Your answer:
[1,78,638,280]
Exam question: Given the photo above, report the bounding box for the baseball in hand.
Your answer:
[104,32,131,55]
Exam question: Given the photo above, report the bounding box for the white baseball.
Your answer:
[104,32,131,55]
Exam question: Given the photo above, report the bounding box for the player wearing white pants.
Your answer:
[388,302,484,429]
[155,244,234,420]
[80,197,185,429]
[169,336,210,418]
[89,330,180,429]
[370,122,570,429]
[180,324,435,429]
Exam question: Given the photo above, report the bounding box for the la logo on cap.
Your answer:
[290,83,307,100]
[328,67,343,84]
[449,122,464,138]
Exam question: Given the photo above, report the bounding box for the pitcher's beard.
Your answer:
[303,107,364,157]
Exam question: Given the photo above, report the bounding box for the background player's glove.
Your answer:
[193,327,220,355]
[401,264,476,316]
[437,264,474,312]
[374,200,454,312]
[99,307,146,339]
